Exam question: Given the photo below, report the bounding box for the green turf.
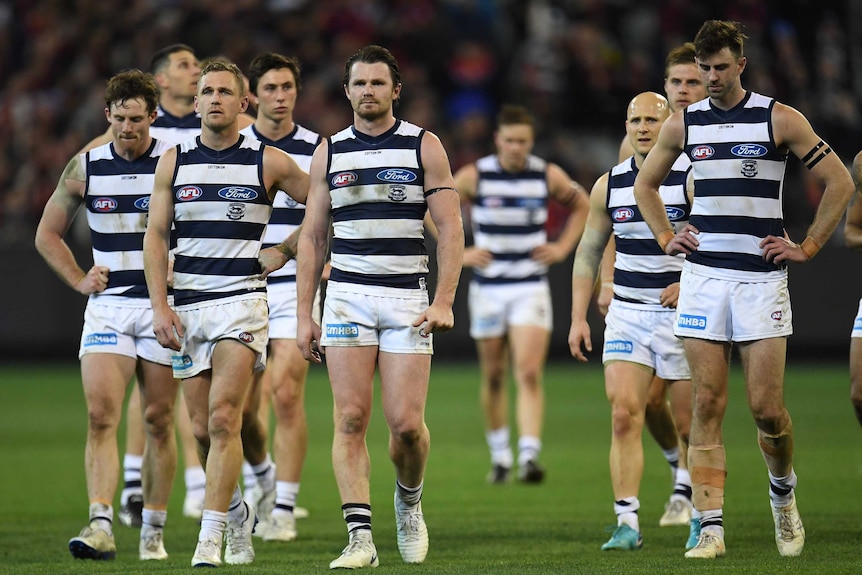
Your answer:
[0,360,859,574]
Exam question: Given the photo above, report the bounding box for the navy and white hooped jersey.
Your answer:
[171,135,272,306]
[326,119,428,290]
[240,123,320,284]
[608,155,691,309]
[84,138,174,300]
[684,91,788,281]
[470,154,549,284]
[150,105,201,145]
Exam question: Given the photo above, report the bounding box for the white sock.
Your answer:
[486,427,513,467]
[122,454,144,505]
[614,497,640,532]
[273,481,300,518]
[89,502,114,536]
[200,510,227,542]
[517,436,542,467]
[185,466,206,501]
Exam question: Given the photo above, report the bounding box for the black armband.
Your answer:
[801,140,832,169]
[424,186,456,198]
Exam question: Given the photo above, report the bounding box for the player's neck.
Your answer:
[498,156,526,173]
[200,125,240,151]
[160,94,195,118]
[710,86,746,111]
[354,114,396,137]
[254,116,295,141]
[112,136,153,162]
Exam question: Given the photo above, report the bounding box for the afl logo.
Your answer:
[92,197,118,212]
[377,168,417,183]
[238,332,254,343]
[218,186,257,201]
[691,145,715,160]
[177,186,203,201]
[731,143,768,157]
[665,207,685,221]
[612,207,635,222]
[771,311,783,321]
[332,172,358,187]
[133,197,150,211]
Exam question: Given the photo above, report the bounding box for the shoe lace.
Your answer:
[397,509,424,541]
[697,531,719,548]
[225,524,251,552]
[142,531,162,551]
[776,509,799,541]
[342,537,374,557]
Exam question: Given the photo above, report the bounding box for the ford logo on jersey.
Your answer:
[377,169,417,183]
[612,207,635,222]
[133,196,150,211]
[218,187,258,201]
[92,197,118,212]
[691,145,714,160]
[731,143,768,157]
[177,186,203,201]
[665,206,685,221]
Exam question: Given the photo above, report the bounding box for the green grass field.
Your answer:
[1,359,860,574]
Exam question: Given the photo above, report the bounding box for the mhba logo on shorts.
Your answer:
[84,333,118,346]
[678,314,707,329]
[326,323,359,338]
[604,340,633,353]
[172,355,193,369]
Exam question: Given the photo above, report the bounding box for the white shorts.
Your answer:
[79,297,172,366]
[320,281,433,354]
[468,280,552,339]
[267,281,321,340]
[172,294,269,379]
[674,262,793,342]
[852,298,862,339]
[603,302,691,380]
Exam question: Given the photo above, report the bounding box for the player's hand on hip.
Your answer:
[665,224,700,256]
[760,234,808,264]
[257,247,289,280]
[413,303,454,336]
[78,265,110,295]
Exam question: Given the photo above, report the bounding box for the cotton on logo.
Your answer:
[331,172,358,187]
[691,145,715,160]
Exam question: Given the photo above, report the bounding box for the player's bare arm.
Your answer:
[845,151,862,250]
[533,164,589,265]
[258,146,310,277]
[569,173,612,362]
[296,140,331,363]
[449,162,491,268]
[761,103,855,263]
[143,147,183,351]
[634,112,699,255]
[35,155,109,294]
[416,131,464,335]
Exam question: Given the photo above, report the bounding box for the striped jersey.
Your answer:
[683,91,788,281]
[608,155,691,309]
[470,154,549,284]
[326,119,429,290]
[240,123,320,284]
[150,105,200,145]
[171,135,272,306]
[84,138,174,301]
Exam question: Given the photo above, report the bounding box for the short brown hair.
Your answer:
[496,105,535,130]
[247,52,302,95]
[105,69,159,113]
[665,42,697,75]
[694,20,747,60]
[199,60,246,97]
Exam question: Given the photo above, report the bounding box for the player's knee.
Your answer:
[208,404,241,439]
[610,402,641,437]
[752,409,790,437]
[87,403,120,434]
[335,406,369,436]
[391,424,425,449]
[143,403,175,440]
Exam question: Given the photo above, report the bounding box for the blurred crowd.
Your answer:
[0,0,858,248]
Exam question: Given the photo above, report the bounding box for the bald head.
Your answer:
[625,92,671,161]
[627,92,670,121]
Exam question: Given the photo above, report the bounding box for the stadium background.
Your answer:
[0,0,859,362]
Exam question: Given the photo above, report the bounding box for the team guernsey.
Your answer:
[240,123,320,285]
[326,119,428,290]
[608,155,691,309]
[171,135,272,306]
[149,105,201,145]
[84,138,174,302]
[470,154,549,284]
[683,91,788,281]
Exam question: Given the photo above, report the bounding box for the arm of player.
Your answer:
[761,104,855,263]
[416,131,465,335]
[569,173,612,363]
[532,166,590,265]
[296,141,331,363]
[633,112,698,255]
[596,237,616,317]
[143,148,184,351]
[846,151,862,251]
[34,155,109,295]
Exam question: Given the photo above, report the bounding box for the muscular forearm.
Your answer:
[633,185,674,248]
[143,234,170,309]
[570,227,605,318]
[432,223,465,307]
[36,236,86,291]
